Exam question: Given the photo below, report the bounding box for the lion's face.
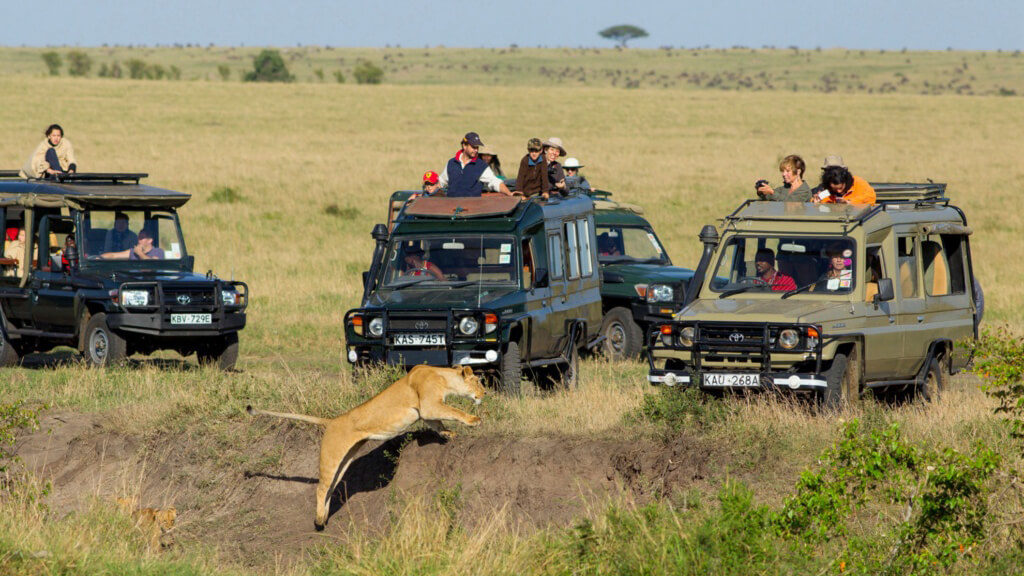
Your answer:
[459,366,486,405]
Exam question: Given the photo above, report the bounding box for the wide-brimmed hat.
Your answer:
[563,157,583,169]
[477,144,499,158]
[542,137,567,157]
[822,155,847,169]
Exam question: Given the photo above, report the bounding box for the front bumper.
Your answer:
[108,311,246,337]
[647,368,827,391]
[111,280,248,337]
[345,308,503,369]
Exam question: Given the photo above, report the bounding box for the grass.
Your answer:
[0,55,1021,573]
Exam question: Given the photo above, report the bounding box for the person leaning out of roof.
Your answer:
[812,156,876,205]
[515,138,552,199]
[756,154,811,202]
[477,144,505,180]
[21,124,77,180]
[563,157,592,194]
[543,137,568,194]
[421,170,442,196]
[438,132,512,198]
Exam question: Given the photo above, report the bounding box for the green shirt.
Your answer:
[767,181,811,202]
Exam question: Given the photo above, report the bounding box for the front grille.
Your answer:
[388,315,448,331]
[163,286,216,308]
[700,325,765,345]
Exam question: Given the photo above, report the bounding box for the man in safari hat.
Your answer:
[542,137,568,194]
[563,157,591,193]
[438,132,511,198]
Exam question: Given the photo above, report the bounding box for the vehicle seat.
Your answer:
[782,254,818,286]
[922,240,949,295]
[864,282,879,302]
[86,228,107,253]
[899,257,917,298]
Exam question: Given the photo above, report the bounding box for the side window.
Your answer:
[939,234,967,295]
[548,233,563,280]
[897,235,919,299]
[521,238,534,288]
[577,218,593,277]
[864,245,885,302]
[1,207,27,281]
[922,234,952,297]
[565,221,580,280]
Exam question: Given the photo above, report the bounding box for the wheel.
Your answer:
[198,332,239,371]
[83,313,127,367]
[973,278,984,329]
[557,345,579,389]
[820,346,860,409]
[599,307,643,361]
[0,331,20,367]
[497,341,523,396]
[917,354,947,403]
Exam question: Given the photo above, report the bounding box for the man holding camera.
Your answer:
[755,155,811,202]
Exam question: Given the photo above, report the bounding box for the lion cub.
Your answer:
[116,497,177,551]
[247,364,485,530]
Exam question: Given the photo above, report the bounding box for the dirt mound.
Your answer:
[14,411,720,569]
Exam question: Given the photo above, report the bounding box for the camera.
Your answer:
[754,179,769,190]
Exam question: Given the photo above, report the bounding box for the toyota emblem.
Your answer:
[415,320,429,330]
[177,294,192,305]
[728,332,744,343]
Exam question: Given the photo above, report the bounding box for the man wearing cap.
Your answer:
[515,138,552,199]
[422,171,442,195]
[755,249,797,291]
[813,156,876,205]
[543,137,568,194]
[563,157,591,194]
[438,132,511,198]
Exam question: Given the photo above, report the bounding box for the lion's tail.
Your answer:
[246,405,329,427]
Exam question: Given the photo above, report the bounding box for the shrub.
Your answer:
[1,401,44,475]
[41,51,61,76]
[66,50,92,77]
[244,49,294,82]
[323,204,359,219]
[126,58,148,79]
[210,186,244,204]
[333,70,345,83]
[632,385,729,431]
[217,64,231,81]
[353,60,384,84]
[313,68,324,81]
[971,330,1024,450]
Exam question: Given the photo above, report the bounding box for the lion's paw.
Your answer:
[440,430,457,440]
[467,415,482,426]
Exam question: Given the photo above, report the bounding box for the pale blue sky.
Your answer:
[1,0,1020,51]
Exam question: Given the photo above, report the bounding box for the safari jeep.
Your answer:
[0,172,248,369]
[344,192,604,395]
[590,190,694,360]
[646,184,981,407]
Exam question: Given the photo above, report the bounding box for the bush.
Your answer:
[323,204,359,219]
[244,49,294,83]
[126,58,148,79]
[41,51,61,76]
[1,401,44,475]
[972,330,1024,450]
[353,60,384,84]
[210,186,244,204]
[333,70,345,83]
[217,64,231,81]
[66,50,92,77]
[632,385,729,431]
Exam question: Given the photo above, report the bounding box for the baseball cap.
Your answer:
[463,132,484,147]
[422,170,439,184]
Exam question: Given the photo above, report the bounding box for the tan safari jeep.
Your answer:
[646,183,982,407]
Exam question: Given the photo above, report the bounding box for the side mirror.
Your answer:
[874,278,895,303]
[602,271,624,284]
[534,267,549,288]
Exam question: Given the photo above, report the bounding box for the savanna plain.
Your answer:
[1,47,1024,575]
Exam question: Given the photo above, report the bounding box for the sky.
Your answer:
[1,0,1020,51]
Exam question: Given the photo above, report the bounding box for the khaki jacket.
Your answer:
[20,138,76,178]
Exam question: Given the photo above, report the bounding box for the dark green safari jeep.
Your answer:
[0,172,248,370]
[344,192,604,394]
[589,190,695,360]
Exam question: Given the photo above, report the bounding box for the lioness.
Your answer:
[116,497,177,551]
[247,364,485,530]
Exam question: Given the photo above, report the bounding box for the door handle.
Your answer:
[888,316,895,324]
[917,315,924,323]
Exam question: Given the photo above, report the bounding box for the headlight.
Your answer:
[120,290,149,307]
[648,284,674,303]
[779,328,800,349]
[459,316,480,336]
[221,290,240,306]
[368,317,384,337]
[678,326,695,347]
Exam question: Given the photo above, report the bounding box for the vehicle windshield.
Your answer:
[80,209,185,263]
[380,235,518,288]
[595,226,668,263]
[710,236,856,296]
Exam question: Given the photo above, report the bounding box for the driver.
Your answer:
[101,229,164,260]
[754,249,796,291]
[402,245,444,280]
[597,233,621,256]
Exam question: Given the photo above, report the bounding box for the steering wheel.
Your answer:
[405,267,431,277]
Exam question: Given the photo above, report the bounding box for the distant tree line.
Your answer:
[41,50,180,80]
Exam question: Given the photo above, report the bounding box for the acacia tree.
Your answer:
[244,49,294,82]
[598,25,649,48]
[41,51,62,76]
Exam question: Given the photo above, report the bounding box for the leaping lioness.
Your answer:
[247,365,485,530]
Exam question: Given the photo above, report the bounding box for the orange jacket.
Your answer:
[820,175,876,205]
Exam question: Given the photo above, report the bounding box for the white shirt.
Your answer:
[437,152,504,193]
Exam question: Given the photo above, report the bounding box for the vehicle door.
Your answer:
[570,215,603,336]
[0,206,32,326]
[893,231,928,377]
[30,214,78,331]
[858,240,905,380]
[520,232,556,361]
[540,227,568,358]
[920,230,974,368]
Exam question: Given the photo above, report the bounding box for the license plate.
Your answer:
[392,333,445,346]
[171,313,212,325]
[703,373,761,387]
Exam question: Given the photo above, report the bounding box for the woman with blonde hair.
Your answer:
[756,154,811,202]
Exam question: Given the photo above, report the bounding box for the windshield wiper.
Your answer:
[387,276,437,290]
[719,286,756,299]
[781,280,819,299]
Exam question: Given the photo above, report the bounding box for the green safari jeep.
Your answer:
[647,184,982,407]
[344,192,604,395]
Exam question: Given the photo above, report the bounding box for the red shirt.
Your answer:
[761,269,797,291]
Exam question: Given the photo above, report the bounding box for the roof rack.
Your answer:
[0,170,21,179]
[51,172,149,184]
[872,182,946,204]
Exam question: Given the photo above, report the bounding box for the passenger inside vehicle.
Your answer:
[3,227,26,277]
[402,245,444,280]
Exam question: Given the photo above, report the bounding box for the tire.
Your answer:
[497,341,523,397]
[917,354,947,403]
[599,307,643,361]
[820,346,860,410]
[83,313,127,368]
[0,331,20,367]
[973,278,984,329]
[198,332,240,371]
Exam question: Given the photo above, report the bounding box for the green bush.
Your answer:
[1,401,44,475]
[972,330,1024,449]
[244,49,294,83]
[323,204,359,219]
[333,70,345,83]
[632,385,729,431]
[41,51,61,76]
[209,186,244,204]
[353,60,384,84]
[126,58,148,79]
[217,64,231,81]
[66,50,92,77]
